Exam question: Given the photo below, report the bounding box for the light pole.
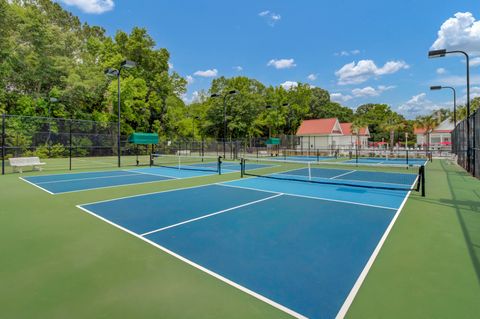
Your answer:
[430,85,457,127]
[210,90,238,158]
[429,49,471,172]
[105,60,136,167]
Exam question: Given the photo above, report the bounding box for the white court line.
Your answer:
[79,181,244,206]
[19,177,55,195]
[267,170,417,188]
[35,172,144,184]
[140,193,283,237]
[124,169,180,179]
[23,168,238,196]
[217,183,399,211]
[330,170,356,179]
[76,205,307,319]
[335,174,419,318]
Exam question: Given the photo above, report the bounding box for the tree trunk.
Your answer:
[390,130,394,151]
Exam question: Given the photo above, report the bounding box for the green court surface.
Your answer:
[1,160,479,319]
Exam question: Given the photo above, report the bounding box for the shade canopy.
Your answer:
[265,138,281,145]
[128,133,159,145]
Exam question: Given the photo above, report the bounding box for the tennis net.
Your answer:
[240,157,425,196]
[151,154,222,174]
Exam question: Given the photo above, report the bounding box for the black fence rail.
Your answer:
[452,108,479,178]
[1,114,119,174]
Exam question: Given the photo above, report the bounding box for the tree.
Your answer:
[415,115,438,152]
[380,112,406,150]
[351,118,368,149]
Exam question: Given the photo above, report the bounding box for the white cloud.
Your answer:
[233,66,243,71]
[431,12,480,53]
[280,81,298,90]
[331,93,353,102]
[436,67,446,74]
[434,74,480,86]
[397,93,446,118]
[59,0,114,14]
[258,10,281,26]
[193,69,218,77]
[307,73,317,81]
[186,75,194,84]
[349,85,395,98]
[335,49,361,57]
[182,91,201,104]
[471,57,480,66]
[335,59,409,85]
[168,62,174,70]
[267,58,296,69]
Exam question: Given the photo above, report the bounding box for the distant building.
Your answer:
[414,118,454,147]
[296,118,370,149]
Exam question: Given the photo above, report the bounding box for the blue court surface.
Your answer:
[78,168,417,319]
[262,155,334,162]
[20,162,273,194]
[343,157,428,166]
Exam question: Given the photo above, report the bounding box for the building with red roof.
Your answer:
[414,118,454,147]
[295,118,370,149]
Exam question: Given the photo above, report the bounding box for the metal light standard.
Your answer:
[430,85,457,127]
[105,60,136,167]
[210,90,238,158]
[429,49,471,171]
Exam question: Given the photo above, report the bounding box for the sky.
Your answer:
[56,0,480,118]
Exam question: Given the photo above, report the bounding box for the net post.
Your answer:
[316,149,320,162]
[2,113,5,175]
[69,120,72,171]
[218,156,222,175]
[240,158,244,178]
[308,162,312,181]
[421,165,425,197]
[406,146,409,168]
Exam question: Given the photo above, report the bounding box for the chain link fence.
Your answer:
[452,108,479,178]
[1,114,120,174]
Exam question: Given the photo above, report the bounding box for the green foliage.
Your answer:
[1,0,463,149]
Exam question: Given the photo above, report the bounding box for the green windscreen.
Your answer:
[128,133,159,145]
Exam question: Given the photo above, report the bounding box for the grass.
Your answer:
[0,158,479,318]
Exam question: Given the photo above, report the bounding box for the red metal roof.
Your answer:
[339,123,368,136]
[296,118,339,135]
[414,127,427,134]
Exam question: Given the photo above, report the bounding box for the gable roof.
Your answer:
[296,118,341,135]
[414,118,454,135]
[339,123,369,136]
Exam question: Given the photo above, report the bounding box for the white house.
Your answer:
[296,118,370,149]
[414,118,454,147]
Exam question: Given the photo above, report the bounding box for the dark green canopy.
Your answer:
[265,138,281,145]
[128,133,159,145]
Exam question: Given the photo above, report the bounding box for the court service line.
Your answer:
[123,169,180,179]
[78,180,245,206]
[140,193,283,237]
[18,177,55,195]
[217,183,399,211]
[34,173,144,184]
[335,186,413,318]
[330,170,356,179]
[76,205,308,319]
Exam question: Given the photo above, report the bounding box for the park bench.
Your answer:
[9,157,46,173]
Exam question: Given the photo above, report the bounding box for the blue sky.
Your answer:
[58,0,480,118]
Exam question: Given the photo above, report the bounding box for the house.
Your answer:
[414,118,454,148]
[295,118,370,149]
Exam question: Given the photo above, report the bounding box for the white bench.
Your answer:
[9,157,46,173]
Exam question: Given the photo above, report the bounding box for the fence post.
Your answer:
[2,113,5,175]
[69,120,72,171]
